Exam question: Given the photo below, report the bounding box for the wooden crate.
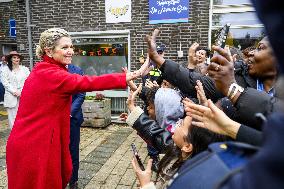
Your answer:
[82,98,111,128]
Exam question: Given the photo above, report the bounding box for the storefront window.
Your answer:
[210,0,264,50]
[213,0,251,5]
[70,32,130,115]
[72,37,128,77]
[213,12,260,27]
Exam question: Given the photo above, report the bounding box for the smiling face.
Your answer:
[49,37,74,65]
[248,38,276,78]
[11,55,21,66]
[196,49,207,64]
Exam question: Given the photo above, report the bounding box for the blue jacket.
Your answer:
[68,64,86,125]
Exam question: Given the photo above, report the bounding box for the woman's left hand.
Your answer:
[132,158,153,188]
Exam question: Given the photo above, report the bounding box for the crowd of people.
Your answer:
[125,1,284,188]
[0,0,283,188]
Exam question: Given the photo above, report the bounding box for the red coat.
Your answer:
[6,55,127,189]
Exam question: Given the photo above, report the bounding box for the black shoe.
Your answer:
[69,181,78,189]
[150,156,160,172]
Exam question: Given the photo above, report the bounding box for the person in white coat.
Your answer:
[1,51,30,129]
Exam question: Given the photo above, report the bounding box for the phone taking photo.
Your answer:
[131,143,145,171]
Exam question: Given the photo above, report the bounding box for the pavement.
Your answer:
[0,105,149,189]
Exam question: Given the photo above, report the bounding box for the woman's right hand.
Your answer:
[184,99,241,139]
[132,158,153,188]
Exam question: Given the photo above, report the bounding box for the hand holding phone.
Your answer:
[131,143,145,171]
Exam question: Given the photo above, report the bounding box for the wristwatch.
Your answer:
[227,83,244,100]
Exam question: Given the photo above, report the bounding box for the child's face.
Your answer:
[172,116,192,149]
[147,103,156,120]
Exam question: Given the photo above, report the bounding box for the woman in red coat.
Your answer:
[6,28,141,189]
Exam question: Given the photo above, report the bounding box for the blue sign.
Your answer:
[149,0,189,24]
[9,19,16,38]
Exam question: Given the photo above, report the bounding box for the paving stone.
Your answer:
[0,159,6,171]
[90,150,113,158]
[92,146,116,153]
[100,174,121,189]
[119,168,136,186]
[83,155,107,165]
[116,184,132,189]
[78,178,92,188]
[111,158,132,175]
[0,118,148,189]
[0,169,7,187]
[80,162,101,173]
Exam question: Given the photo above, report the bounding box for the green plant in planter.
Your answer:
[85,93,105,101]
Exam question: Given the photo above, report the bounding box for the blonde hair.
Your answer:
[36,28,70,59]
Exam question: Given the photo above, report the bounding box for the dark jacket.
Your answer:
[234,62,257,89]
[127,107,261,153]
[159,60,223,103]
[68,64,86,125]
[219,112,284,189]
[159,60,284,129]
[126,107,173,153]
[234,88,284,129]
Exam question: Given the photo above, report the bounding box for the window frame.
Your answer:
[69,30,131,98]
[208,0,264,48]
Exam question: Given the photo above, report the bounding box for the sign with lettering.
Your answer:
[105,0,131,23]
[149,0,189,24]
[9,19,16,37]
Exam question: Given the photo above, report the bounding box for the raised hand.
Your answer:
[126,84,142,112]
[141,54,154,77]
[188,42,199,69]
[184,99,240,139]
[195,80,208,106]
[145,29,165,68]
[132,158,153,188]
[207,45,236,96]
[145,79,159,89]
[123,67,142,82]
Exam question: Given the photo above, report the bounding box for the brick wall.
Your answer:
[2,0,210,69]
[0,1,18,56]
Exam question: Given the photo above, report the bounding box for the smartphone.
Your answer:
[131,143,145,171]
